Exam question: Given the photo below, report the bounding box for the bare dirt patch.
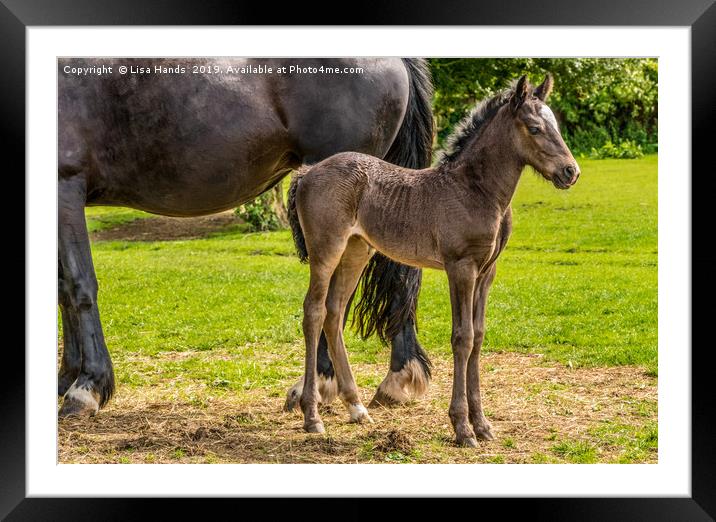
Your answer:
[58,352,657,464]
[92,211,242,242]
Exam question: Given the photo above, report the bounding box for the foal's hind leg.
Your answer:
[466,265,497,441]
[300,241,348,433]
[57,175,115,417]
[323,237,374,424]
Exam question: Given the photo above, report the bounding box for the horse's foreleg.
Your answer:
[57,175,115,417]
[467,265,497,441]
[58,262,81,396]
[367,262,432,407]
[323,238,374,424]
[446,261,478,447]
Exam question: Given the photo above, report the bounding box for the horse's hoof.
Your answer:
[284,386,301,412]
[304,421,325,434]
[368,388,401,408]
[369,361,430,408]
[349,404,373,424]
[458,437,479,448]
[59,385,99,418]
[58,372,77,397]
[284,375,338,412]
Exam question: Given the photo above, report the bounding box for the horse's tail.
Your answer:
[383,58,434,170]
[288,169,309,263]
[352,58,434,345]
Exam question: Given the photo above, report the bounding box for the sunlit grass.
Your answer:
[64,155,657,392]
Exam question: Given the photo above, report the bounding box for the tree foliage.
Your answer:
[428,58,658,156]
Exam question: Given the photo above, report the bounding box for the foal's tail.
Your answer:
[288,169,309,263]
[352,58,435,344]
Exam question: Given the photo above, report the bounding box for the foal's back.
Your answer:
[296,151,474,270]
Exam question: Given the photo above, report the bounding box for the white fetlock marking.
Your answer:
[317,375,338,405]
[405,359,430,397]
[377,359,430,402]
[285,374,338,410]
[349,403,372,423]
[66,382,100,413]
[377,373,410,403]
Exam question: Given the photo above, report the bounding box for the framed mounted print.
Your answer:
[6,0,715,519]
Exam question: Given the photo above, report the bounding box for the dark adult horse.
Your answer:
[58,58,434,417]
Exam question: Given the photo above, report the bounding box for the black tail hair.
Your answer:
[288,170,308,263]
[352,58,434,344]
[383,58,434,170]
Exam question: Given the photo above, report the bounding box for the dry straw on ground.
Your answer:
[62,214,657,464]
[59,352,656,464]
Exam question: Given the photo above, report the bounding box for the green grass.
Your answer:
[551,439,599,463]
[419,155,658,374]
[64,155,657,393]
[543,420,657,464]
[84,206,152,233]
[588,421,658,463]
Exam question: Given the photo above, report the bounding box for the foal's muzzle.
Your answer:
[553,165,580,189]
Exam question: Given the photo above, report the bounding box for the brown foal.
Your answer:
[288,75,580,446]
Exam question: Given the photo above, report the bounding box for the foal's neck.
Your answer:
[448,114,525,212]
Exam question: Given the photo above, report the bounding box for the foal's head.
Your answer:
[508,75,580,189]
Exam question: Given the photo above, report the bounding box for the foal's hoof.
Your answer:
[304,421,325,434]
[474,426,495,441]
[59,385,99,418]
[472,419,495,440]
[349,405,373,424]
[458,437,479,448]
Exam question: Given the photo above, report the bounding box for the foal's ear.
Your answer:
[534,73,554,101]
[510,75,529,113]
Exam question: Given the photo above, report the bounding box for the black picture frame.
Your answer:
[6,0,715,519]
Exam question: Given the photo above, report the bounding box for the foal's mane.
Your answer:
[436,85,516,165]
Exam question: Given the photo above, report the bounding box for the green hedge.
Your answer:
[428,58,658,157]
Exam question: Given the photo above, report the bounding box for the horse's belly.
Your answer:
[91,166,280,217]
[88,131,296,216]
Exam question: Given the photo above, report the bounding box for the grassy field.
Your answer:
[59,155,657,464]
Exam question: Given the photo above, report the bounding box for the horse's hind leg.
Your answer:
[57,175,115,417]
[366,262,431,408]
[466,265,496,441]
[323,237,374,424]
[283,333,339,412]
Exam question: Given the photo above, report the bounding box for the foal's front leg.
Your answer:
[446,261,478,447]
[467,265,497,440]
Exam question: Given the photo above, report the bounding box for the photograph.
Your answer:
[4,5,711,514]
[56,56,659,465]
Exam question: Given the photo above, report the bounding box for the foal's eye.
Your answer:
[528,126,541,135]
